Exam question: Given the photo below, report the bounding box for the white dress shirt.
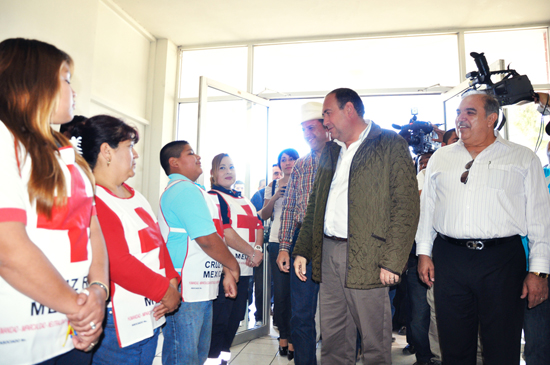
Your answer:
[324,120,371,238]
[416,132,550,273]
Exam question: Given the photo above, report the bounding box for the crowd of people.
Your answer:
[1,37,550,365]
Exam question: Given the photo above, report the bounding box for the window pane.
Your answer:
[179,47,248,98]
[506,89,550,164]
[464,29,549,85]
[253,35,460,94]
[267,95,444,164]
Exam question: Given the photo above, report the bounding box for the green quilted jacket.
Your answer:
[293,123,420,289]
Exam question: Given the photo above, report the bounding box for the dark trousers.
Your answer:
[433,234,526,365]
[253,261,264,322]
[290,228,320,365]
[38,349,91,365]
[208,274,250,358]
[524,296,550,365]
[406,256,433,363]
[269,241,291,341]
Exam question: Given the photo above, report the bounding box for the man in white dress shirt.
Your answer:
[416,91,550,365]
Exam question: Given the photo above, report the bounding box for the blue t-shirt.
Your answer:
[160,174,216,270]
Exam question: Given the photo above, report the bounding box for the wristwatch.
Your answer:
[254,245,263,253]
[531,272,549,279]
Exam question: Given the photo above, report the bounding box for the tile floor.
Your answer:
[152,324,527,364]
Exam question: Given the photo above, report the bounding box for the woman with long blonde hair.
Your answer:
[0,38,108,365]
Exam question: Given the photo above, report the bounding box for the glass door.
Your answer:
[179,77,271,344]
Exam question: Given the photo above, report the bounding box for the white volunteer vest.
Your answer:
[158,180,223,302]
[0,147,94,365]
[96,186,166,348]
[210,191,260,276]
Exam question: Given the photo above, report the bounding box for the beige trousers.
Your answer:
[319,237,392,364]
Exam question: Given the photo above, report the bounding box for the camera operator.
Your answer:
[523,91,550,365]
[416,91,550,365]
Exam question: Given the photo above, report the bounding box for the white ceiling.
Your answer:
[112,0,550,48]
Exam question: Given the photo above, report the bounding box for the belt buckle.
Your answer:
[466,240,484,250]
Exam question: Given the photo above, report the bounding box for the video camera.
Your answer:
[392,109,439,155]
[466,52,535,107]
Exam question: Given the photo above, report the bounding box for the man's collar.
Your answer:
[333,119,371,148]
[169,173,191,181]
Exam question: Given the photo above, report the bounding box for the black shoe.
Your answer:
[429,360,442,365]
[392,336,396,343]
[402,344,416,355]
[278,338,288,356]
[412,362,430,365]
[398,326,406,336]
[287,350,294,360]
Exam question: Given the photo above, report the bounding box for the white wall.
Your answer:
[0,0,178,207]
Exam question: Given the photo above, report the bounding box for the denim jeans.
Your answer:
[524,297,550,365]
[92,310,159,365]
[290,257,319,365]
[289,227,319,365]
[269,241,291,341]
[406,257,433,363]
[162,301,213,365]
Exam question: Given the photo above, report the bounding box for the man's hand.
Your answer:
[277,251,291,273]
[521,273,548,309]
[293,255,307,282]
[418,255,435,288]
[380,268,399,285]
[223,273,238,298]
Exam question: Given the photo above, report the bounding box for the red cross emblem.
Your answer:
[37,164,93,263]
[237,205,258,242]
[135,207,165,269]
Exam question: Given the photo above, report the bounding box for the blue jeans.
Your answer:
[524,297,550,365]
[269,241,291,341]
[162,301,213,365]
[289,227,319,365]
[92,310,159,365]
[406,257,433,363]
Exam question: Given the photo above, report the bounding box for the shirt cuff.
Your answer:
[416,242,433,257]
[279,242,291,252]
[529,257,550,274]
[0,208,26,224]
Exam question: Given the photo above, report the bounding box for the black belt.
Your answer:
[438,233,519,250]
[324,233,347,242]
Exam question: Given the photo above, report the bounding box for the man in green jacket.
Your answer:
[293,88,420,364]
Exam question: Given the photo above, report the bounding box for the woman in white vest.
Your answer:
[0,38,109,365]
[72,115,182,364]
[206,153,264,365]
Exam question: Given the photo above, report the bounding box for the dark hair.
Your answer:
[442,128,456,145]
[60,115,87,136]
[277,148,300,169]
[160,140,189,176]
[327,88,365,118]
[72,115,139,170]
